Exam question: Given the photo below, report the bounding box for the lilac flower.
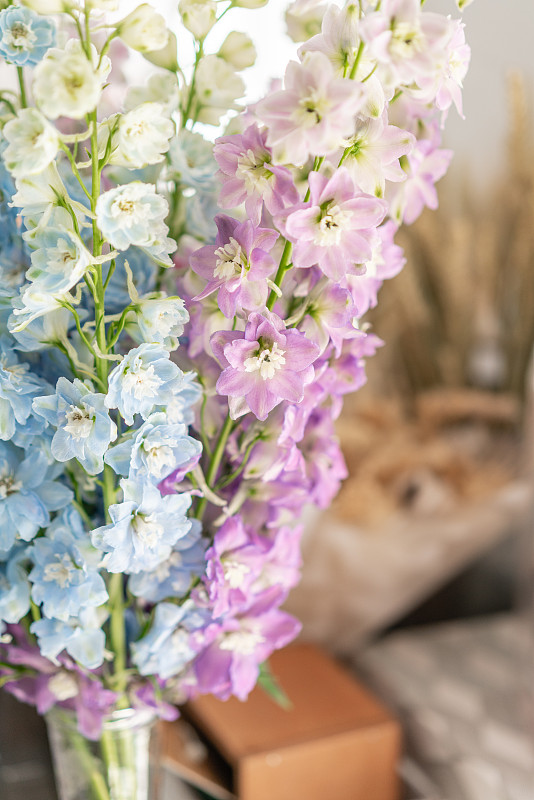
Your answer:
[203,516,268,617]
[388,137,452,224]
[192,587,301,701]
[256,51,363,166]
[91,478,193,574]
[340,113,415,198]
[415,19,470,120]
[190,215,278,318]
[106,343,189,425]
[282,169,388,281]
[211,311,319,421]
[298,408,348,508]
[213,124,299,225]
[298,282,354,355]
[360,0,452,92]
[345,220,405,316]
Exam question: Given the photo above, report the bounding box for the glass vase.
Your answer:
[46,707,159,800]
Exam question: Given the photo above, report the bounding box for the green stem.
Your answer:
[266,239,292,311]
[194,414,234,520]
[68,725,111,800]
[16,67,27,108]
[349,41,365,81]
[182,43,204,126]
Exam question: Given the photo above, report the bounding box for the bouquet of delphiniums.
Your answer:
[0,0,471,796]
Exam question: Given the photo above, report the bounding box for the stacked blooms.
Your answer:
[0,0,470,737]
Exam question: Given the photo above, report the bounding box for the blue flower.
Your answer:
[95,182,176,266]
[30,609,106,670]
[168,131,218,195]
[104,411,202,484]
[0,545,31,624]
[165,371,203,427]
[129,521,206,602]
[131,601,208,680]
[0,336,50,444]
[33,377,118,475]
[91,478,193,574]
[28,514,108,622]
[103,250,157,315]
[0,6,55,67]
[0,441,73,552]
[105,343,190,426]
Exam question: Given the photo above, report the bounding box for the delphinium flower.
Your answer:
[0,441,72,551]
[0,0,471,745]
[91,478,194,574]
[105,343,189,426]
[104,411,202,485]
[32,377,118,475]
[213,124,299,225]
[0,336,50,443]
[212,311,319,421]
[256,50,364,165]
[190,215,279,318]
[0,5,56,67]
[282,168,388,280]
[96,181,176,265]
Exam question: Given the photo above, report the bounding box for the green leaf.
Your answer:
[258,661,293,711]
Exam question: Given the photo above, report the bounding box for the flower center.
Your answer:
[48,239,77,273]
[222,559,251,589]
[390,22,424,59]
[220,628,265,655]
[122,361,163,400]
[244,342,286,381]
[314,202,352,247]
[236,149,272,193]
[64,405,94,440]
[145,443,175,478]
[293,90,331,129]
[0,471,22,499]
[48,672,79,701]
[132,513,164,548]
[5,22,36,50]
[214,237,247,281]
[43,555,79,589]
[0,356,28,382]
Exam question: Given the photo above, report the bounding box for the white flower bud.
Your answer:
[20,0,73,12]
[117,4,169,53]
[192,55,244,125]
[457,0,474,7]
[143,30,178,72]
[88,0,119,10]
[232,0,268,8]
[3,108,59,177]
[217,31,256,70]
[179,0,217,39]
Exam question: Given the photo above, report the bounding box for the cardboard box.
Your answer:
[161,643,401,800]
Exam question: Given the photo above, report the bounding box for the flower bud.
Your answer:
[179,0,217,40]
[20,0,72,11]
[232,0,268,7]
[117,4,169,53]
[217,31,256,70]
[143,30,178,72]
